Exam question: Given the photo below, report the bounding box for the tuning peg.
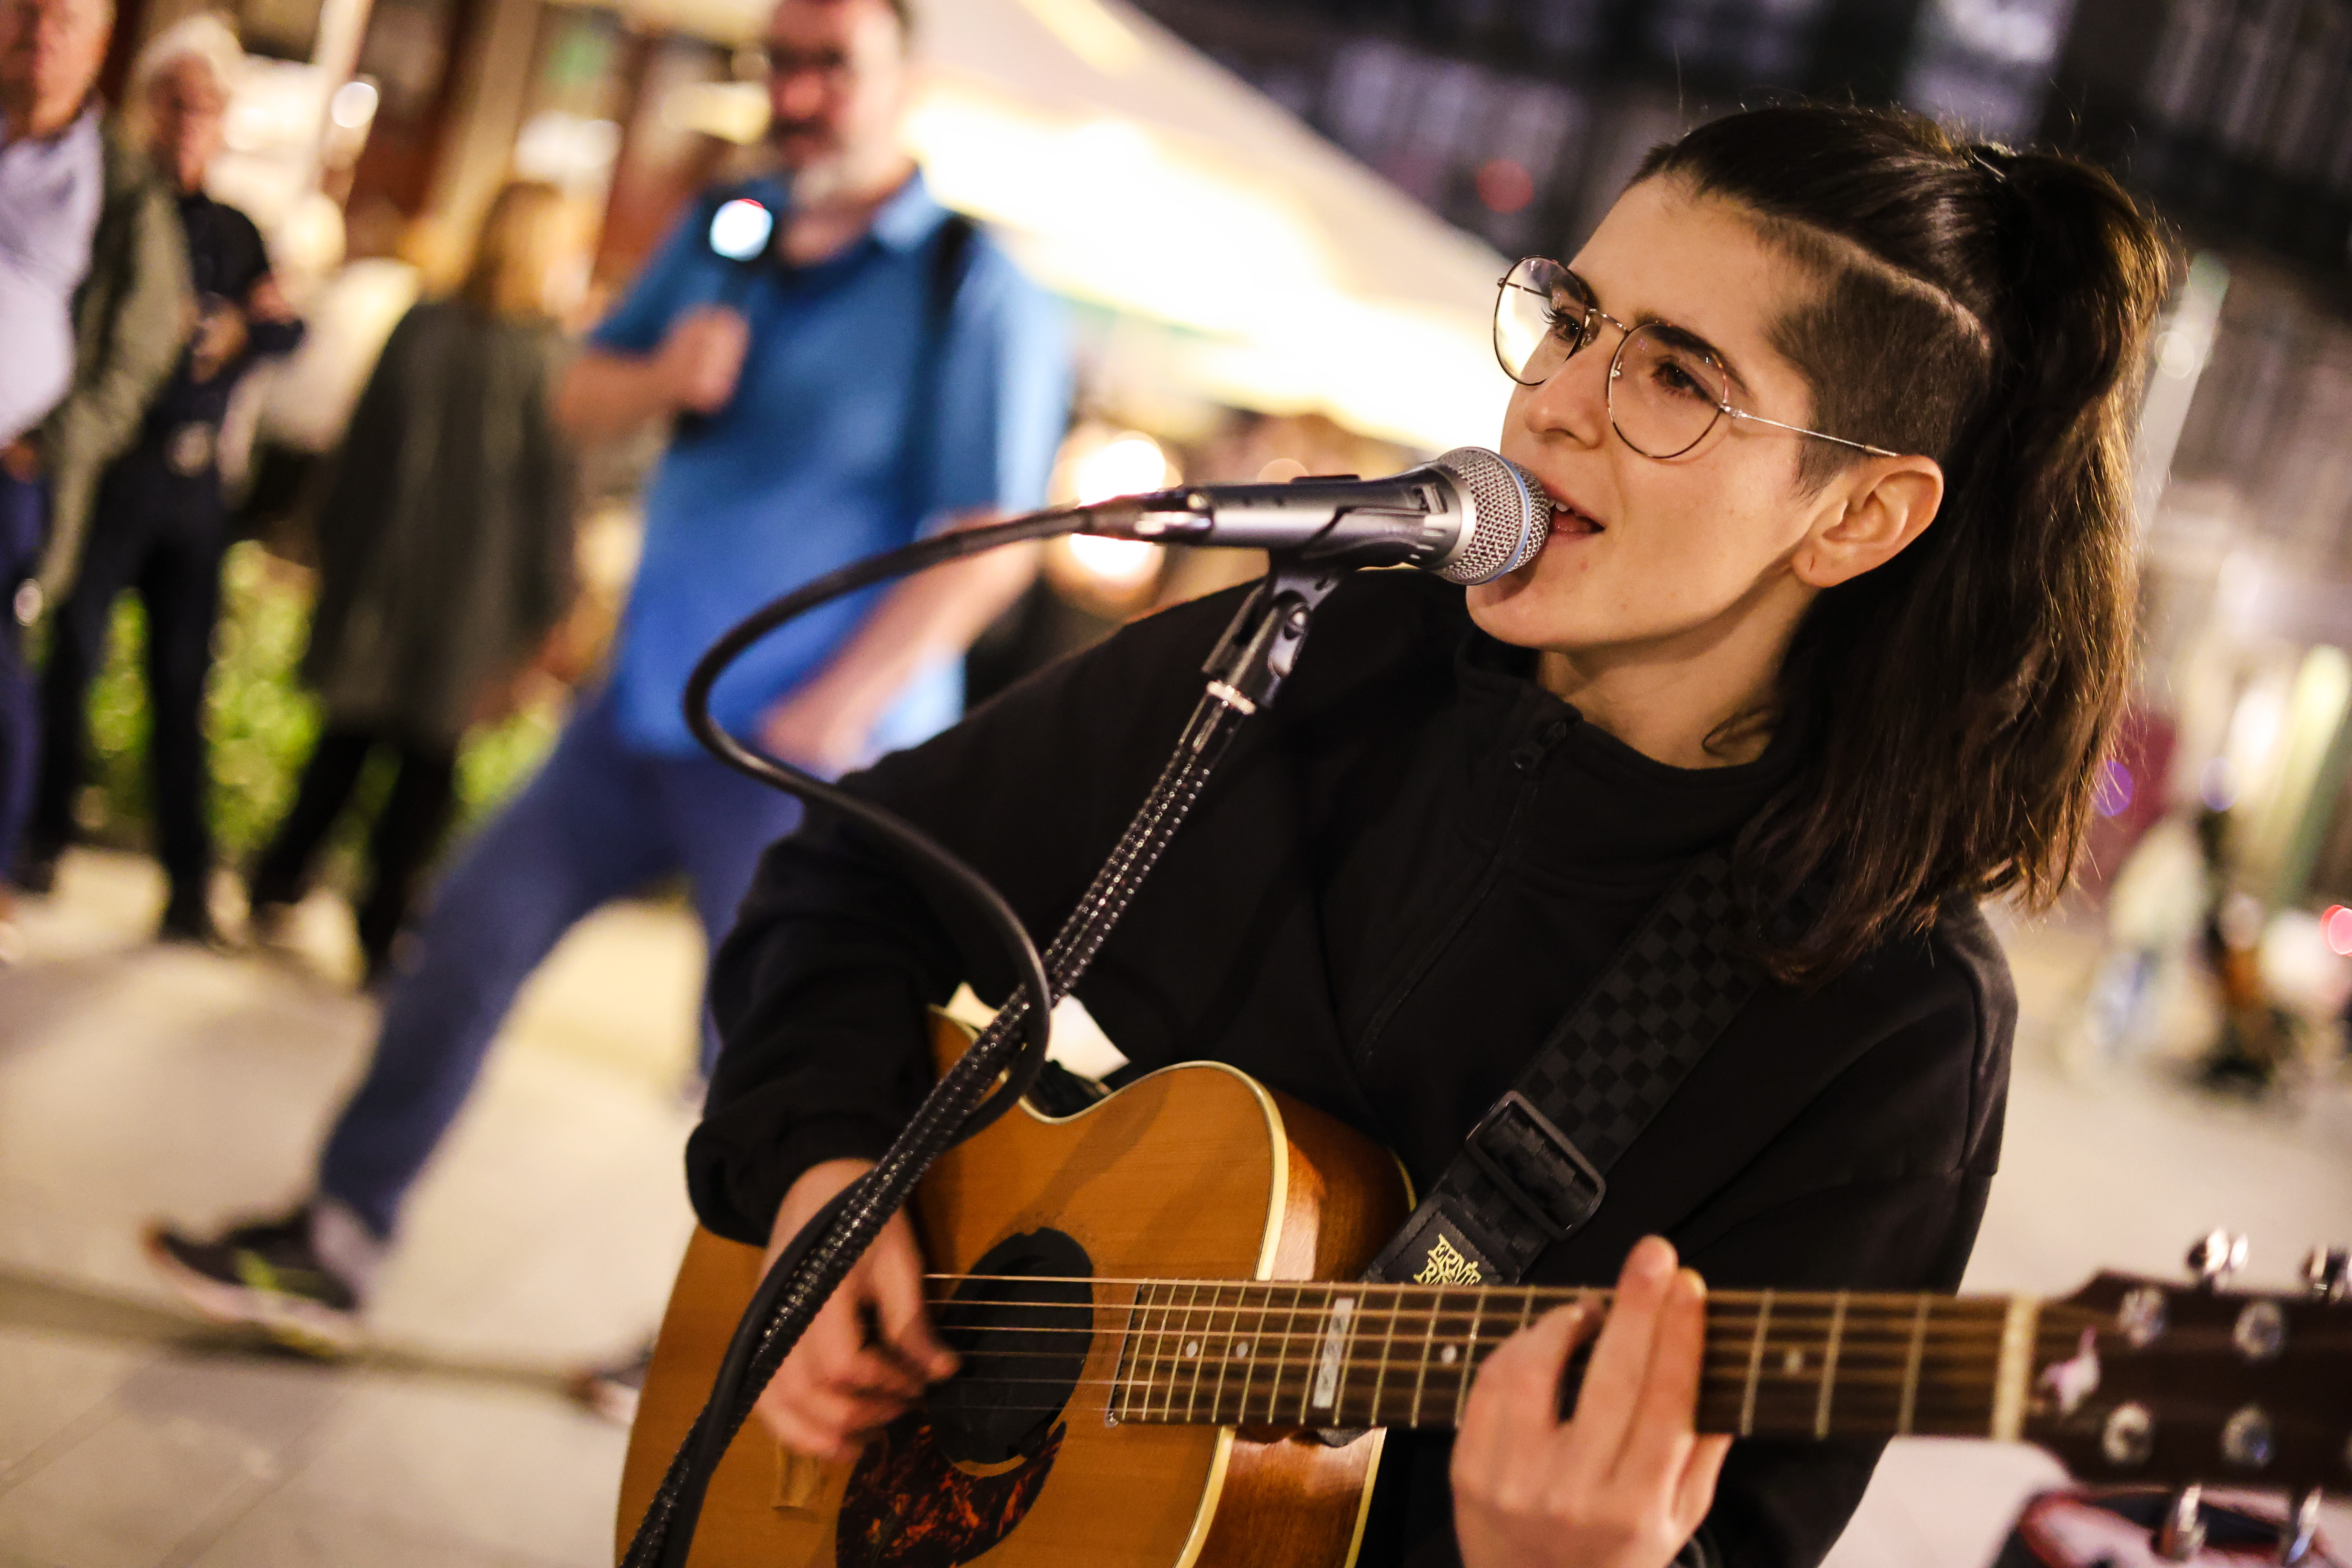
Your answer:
[2303,1247,2349,1302]
[2156,1483,2207,1561]
[2189,1230,2249,1288]
[2279,1488,2323,1565]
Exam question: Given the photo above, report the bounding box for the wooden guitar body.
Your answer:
[620,1016,1414,1568]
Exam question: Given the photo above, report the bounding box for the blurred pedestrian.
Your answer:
[245,181,581,987]
[0,0,103,446]
[1,0,186,941]
[147,0,1068,1367]
[20,13,300,941]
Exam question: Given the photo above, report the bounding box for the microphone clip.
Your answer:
[1200,554,1350,712]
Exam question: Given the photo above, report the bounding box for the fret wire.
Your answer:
[1175,1280,1204,1424]
[1144,1282,1176,1424]
[1233,1278,1272,1425]
[1408,1286,1442,1426]
[1454,1292,1485,1424]
[1897,1295,1929,1439]
[1120,1281,1150,1424]
[1296,1285,1323,1425]
[1207,1280,1238,1425]
[1813,1292,1847,1440]
[1110,1284,1135,1423]
[1365,1287,1402,1427]
[1739,1288,1771,1437]
[1122,1282,1152,1423]
[1318,1286,1362,1423]
[1267,1284,1304,1425]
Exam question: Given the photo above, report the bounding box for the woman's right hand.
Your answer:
[750,1159,960,1461]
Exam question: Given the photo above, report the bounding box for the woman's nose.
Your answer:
[1518,339,1611,452]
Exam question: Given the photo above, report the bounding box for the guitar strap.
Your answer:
[1363,846,1762,1289]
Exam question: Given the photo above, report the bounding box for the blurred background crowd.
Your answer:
[4,0,2352,1563]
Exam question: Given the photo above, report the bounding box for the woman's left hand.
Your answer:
[1452,1236,1733,1568]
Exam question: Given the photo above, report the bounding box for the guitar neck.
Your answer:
[932,1276,2096,1441]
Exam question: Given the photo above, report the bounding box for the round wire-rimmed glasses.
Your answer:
[1493,256,1897,461]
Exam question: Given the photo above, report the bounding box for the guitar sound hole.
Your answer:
[927,1229,1093,1466]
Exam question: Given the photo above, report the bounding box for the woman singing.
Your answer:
[686,103,2167,1567]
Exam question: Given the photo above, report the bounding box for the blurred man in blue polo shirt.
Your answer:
[147,0,1069,1354]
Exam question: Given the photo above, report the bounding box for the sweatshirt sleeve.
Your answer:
[689,585,1254,1244]
[38,171,192,594]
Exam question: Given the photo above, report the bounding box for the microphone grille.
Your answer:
[1428,447,1546,584]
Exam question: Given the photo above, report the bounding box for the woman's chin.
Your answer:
[1465,575,1563,648]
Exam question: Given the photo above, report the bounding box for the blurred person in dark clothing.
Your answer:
[245,181,581,988]
[1,0,186,932]
[20,14,299,942]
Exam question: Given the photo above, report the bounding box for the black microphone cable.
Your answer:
[623,446,1542,1563]
[627,506,1076,1568]
[626,498,1302,1568]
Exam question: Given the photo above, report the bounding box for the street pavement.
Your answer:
[1,849,2348,1567]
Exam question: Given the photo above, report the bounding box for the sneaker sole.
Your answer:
[142,1228,363,1359]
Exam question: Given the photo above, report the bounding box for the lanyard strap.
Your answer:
[1365,848,1761,1288]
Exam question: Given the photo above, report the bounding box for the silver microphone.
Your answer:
[1071,446,1547,585]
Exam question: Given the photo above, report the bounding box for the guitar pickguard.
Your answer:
[837,1415,1064,1568]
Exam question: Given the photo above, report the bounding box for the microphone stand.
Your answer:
[624,553,1352,1568]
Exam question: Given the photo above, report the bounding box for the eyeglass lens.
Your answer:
[1493,258,1732,460]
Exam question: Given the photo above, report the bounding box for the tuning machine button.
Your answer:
[2103,1402,2155,1467]
[2223,1405,2277,1470]
[2118,1287,2169,1347]
[2235,1301,2288,1361]
[2304,1246,2349,1302]
[2190,1230,2249,1288]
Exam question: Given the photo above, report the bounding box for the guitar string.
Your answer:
[763,1378,2021,1424]
[900,1313,2079,1342]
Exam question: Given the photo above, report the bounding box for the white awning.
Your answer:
[659,0,1512,451]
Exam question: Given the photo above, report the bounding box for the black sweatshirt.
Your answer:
[693,571,2015,1568]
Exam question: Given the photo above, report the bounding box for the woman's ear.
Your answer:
[1791,457,1944,589]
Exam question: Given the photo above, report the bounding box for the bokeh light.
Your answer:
[1475,157,1535,214]
[2326,905,2352,957]
[2091,759,2134,818]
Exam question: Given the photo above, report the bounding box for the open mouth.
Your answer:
[1545,490,1605,539]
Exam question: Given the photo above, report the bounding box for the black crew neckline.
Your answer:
[1454,615,1813,876]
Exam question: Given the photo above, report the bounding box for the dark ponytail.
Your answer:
[1633,105,2171,981]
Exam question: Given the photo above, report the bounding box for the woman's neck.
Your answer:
[1535,638,1784,770]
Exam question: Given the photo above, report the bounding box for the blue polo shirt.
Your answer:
[588,171,1070,756]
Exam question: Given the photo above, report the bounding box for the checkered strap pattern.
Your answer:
[1367,848,1760,1286]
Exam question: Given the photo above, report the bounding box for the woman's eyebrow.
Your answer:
[1579,265,1759,402]
[1631,313,1757,402]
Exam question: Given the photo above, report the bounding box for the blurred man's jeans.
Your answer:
[316,684,806,1241]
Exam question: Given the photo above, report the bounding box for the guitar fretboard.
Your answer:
[929,1276,2090,1440]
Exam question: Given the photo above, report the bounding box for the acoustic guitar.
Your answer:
[622,1015,2352,1568]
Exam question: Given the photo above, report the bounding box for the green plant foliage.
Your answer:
[74,541,561,871]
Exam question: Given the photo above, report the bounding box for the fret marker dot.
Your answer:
[1441,1345,1459,1366]
[1233,1341,1250,1358]
[1782,1349,1804,1375]
[1184,1340,1201,1359]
